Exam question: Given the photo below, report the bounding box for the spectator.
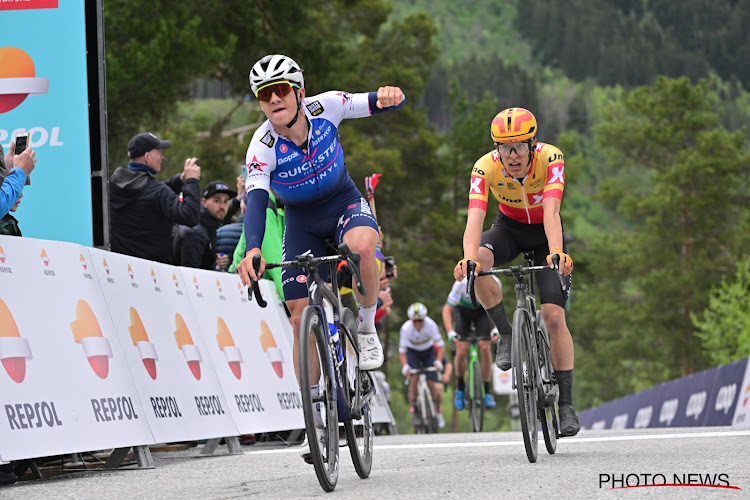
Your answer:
[228,190,285,299]
[0,140,35,220]
[0,193,24,236]
[173,180,236,270]
[216,176,247,259]
[109,132,201,263]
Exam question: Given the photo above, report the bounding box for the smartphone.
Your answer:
[384,256,395,278]
[13,133,29,155]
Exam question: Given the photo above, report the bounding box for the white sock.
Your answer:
[358,303,377,333]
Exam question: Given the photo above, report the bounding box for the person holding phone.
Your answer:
[109,132,202,263]
[0,135,36,219]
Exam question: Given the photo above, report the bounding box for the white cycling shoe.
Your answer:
[299,428,326,464]
[358,332,384,371]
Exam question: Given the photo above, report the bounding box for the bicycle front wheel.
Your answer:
[469,359,484,432]
[513,308,538,463]
[299,306,339,491]
[537,311,558,455]
[340,308,373,479]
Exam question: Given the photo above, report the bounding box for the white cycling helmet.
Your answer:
[249,54,304,95]
[407,302,428,320]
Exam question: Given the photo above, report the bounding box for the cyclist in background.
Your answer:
[453,108,580,437]
[236,54,406,461]
[399,302,446,428]
[442,276,502,411]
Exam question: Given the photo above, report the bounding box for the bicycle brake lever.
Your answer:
[551,254,569,302]
[338,243,367,296]
[248,254,268,308]
[466,260,480,308]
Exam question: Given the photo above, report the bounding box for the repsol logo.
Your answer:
[235,393,265,413]
[685,391,706,420]
[659,398,679,425]
[715,384,737,414]
[278,391,302,410]
[5,401,63,429]
[91,396,140,422]
[634,406,653,428]
[195,395,225,416]
[150,396,182,418]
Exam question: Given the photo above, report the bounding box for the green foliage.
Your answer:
[693,256,750,365]
[570,76,750,408]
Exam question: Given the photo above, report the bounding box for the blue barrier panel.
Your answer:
[704,358,747,426]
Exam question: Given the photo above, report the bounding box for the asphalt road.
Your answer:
[2,427,748,499]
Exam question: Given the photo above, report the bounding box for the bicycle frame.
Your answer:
[409,366,438,432]
[249,249,374,420]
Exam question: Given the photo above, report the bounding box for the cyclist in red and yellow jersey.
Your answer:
[453,107,580,436]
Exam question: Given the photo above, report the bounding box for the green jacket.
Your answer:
[0,213,21,236]
[229,192,285,300]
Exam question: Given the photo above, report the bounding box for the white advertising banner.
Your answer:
[492,364,514,395]
[0,237,154,462]
[89,249,238,443]
[179,270,304,433]
[732,358,750,427]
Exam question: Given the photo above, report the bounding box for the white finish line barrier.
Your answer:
[0,236,396,463]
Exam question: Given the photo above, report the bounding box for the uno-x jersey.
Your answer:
[244,91,373,206]
[468,142,565,224]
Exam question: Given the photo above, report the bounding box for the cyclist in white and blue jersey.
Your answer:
[236,54,405,461]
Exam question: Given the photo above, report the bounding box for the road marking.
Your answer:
[246,430,750,455]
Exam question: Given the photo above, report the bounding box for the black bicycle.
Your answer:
[467,252,564,463]
[249,244,374,491]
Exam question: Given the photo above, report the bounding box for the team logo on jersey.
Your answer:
[247,155,267,173]
[492,151,500,162]
[469,175,486,196]
[335,92,351,104]
[279,144,288,154]
[306,101,324,116]
[260,130,275,148]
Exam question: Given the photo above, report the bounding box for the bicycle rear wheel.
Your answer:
[536,311,558,454]
[299,306,339,491]
[340,308,373,479]
[513,308,538,463]
[469,359,484,432]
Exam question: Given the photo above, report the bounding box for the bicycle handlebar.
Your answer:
[467,254,565,307]
[248,243,367,307]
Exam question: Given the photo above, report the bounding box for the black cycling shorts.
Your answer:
[480,213,571,308]
[453,305,493,340]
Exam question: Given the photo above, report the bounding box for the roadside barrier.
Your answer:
[0,236,395,465]
[578,357,750,430]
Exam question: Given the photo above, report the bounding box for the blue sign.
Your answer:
[0,2,93,245]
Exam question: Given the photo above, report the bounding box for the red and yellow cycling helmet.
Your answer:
[490,107,537,143]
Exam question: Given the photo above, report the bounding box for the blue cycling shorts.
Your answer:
[281,184,378,300]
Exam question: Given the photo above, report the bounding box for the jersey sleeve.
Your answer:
[429,320,445,347]
[446,281,463,306]
[467,153,494,211]
[543,145,565,201]
[312,91,372,125]
[244,126,274,195]
[398,324,408,354]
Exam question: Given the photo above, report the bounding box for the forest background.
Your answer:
[102,0,750,432]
